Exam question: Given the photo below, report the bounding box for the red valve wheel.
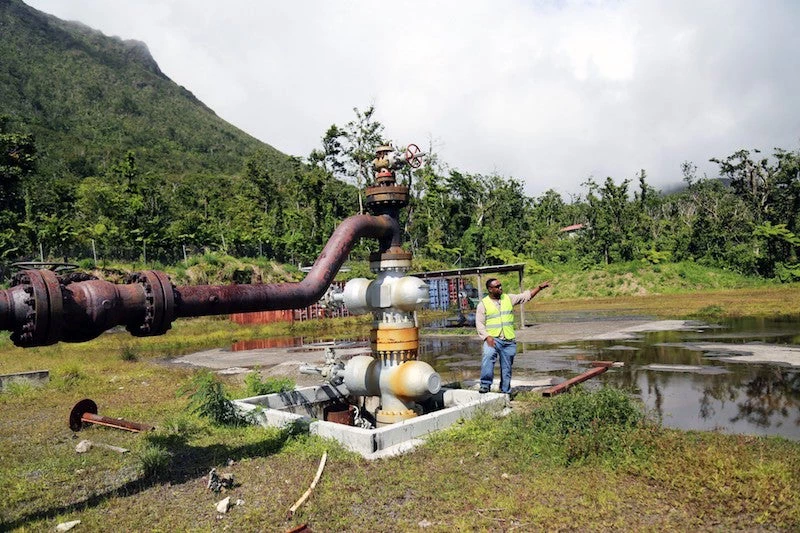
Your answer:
[404,144,422,168]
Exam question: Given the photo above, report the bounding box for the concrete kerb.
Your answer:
[233,386,509,459]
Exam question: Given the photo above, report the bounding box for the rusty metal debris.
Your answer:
[541,361,617,397]
[69,398,153,432]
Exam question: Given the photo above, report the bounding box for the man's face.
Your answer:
[488,281,502,297]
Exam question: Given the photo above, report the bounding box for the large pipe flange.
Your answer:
[364,184,410,214]
[9,269,64,347]
[125,270,176,336]
[371,327,419,362]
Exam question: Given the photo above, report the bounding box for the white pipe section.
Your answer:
[342,273,429,315]
[343,355,441,410]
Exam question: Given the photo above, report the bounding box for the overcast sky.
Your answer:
[26,0,800,197]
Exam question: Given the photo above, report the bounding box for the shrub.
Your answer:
[179,371,244,426]
[119,343,139,362]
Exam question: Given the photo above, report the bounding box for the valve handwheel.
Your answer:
[404,144,422,168]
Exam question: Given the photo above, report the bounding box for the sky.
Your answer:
[25,0,800,197]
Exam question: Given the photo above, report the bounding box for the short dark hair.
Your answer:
[485,278,498,290]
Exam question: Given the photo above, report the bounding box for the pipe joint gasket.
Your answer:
[125,270,176,336]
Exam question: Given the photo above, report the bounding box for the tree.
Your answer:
[581,177,639,264]
[0,116,37,260]
[308,106,385,213]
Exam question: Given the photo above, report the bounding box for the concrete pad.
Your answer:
[460,377,557,392]
[588,320,705,340]
[171,345,369,370]
[233,386,509,459]
[684,343,800,367]
[641,363,730,375]
[0,370,49,391]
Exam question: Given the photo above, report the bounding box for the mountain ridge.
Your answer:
[0,0,291,181]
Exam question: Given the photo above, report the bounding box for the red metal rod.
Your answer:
[542,366,609,397]
[81,413,153,433]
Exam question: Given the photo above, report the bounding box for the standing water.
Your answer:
[420,315,800,440]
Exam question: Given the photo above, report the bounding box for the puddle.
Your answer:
[215,315,800,440]
[417,316,800,440]
[232,337,302,351]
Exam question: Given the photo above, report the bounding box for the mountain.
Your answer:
[0,0,293,180]
[0,0,362,268]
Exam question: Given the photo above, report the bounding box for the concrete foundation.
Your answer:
[0,370,49,391]
[233,385,508,459]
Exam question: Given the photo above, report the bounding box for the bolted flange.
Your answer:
[125,270,176,336]
[9,269,63,347]
[364,184,409,214]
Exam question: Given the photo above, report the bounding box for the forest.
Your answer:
[2,105,799,283]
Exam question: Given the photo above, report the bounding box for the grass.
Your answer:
[488,260,767,302]
[1,284,799,531]
[528,284,800,319]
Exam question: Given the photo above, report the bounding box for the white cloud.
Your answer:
[25,0,800,197]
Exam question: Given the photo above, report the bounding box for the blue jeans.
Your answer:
[480,338,517,393]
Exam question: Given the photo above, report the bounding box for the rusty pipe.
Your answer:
[0,289,11,334]
[0,213,400,347]
[69,398,153,432]
[541,365,610,397]
[176,213,400,317]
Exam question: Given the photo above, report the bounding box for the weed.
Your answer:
[52,364,84,390]
[137,442,172,479]
[119,344,139,362]
[160,414,200,437]
[507,387,653,466]
[178,371,245,426]
[1,380,34,397]
[243,371,294,396]
[532,386,643,434]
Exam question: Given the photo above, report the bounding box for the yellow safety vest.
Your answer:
[482,294,515,340]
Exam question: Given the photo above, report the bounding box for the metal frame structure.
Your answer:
[410,263,527,329]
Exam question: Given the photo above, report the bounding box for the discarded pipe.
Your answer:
[289,450,327,516]
[69,398,153,432]
[541,365,611,397]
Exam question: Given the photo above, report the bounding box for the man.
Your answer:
[476,277,550,394]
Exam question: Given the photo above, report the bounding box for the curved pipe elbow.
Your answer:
[175,213,401,317]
